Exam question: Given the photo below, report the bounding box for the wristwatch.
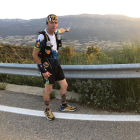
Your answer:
[65,28,68,32]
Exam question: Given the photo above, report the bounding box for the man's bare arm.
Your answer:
[32,48,52,79]
[58,27,70,34]
[32,48,41,64]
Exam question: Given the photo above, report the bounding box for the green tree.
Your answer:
[58,46,75,64]
[85,45,100,64]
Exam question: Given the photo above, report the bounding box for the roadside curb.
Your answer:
[3,83,80,101]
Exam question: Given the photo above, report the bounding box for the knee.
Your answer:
[66,82,68,89]
[62,82,68,90]
[44,88,52,95]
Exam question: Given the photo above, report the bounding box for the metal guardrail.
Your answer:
[0,63,140,79]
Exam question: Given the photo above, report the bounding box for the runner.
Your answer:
[33,14,76,120]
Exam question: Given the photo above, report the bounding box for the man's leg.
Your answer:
[58,79,68,104]
[43,83,55,120]
[43,84,53,109]
[58,79,76,111]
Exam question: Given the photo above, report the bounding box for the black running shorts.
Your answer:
[42,65,65,84]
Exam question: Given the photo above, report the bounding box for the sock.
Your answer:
[45,108,50,111]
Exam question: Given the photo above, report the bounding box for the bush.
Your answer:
[72,79,140,112]
[0,82,7,90]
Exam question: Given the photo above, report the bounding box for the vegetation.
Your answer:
[0,82,7,90]
[1,42,140,112]
[0,44,34,63]
[50,91,56,99]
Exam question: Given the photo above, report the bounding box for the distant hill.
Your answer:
[0,14,140,51]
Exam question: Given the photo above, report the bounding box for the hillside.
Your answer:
[0,44,34,63]
[0,14,140,51]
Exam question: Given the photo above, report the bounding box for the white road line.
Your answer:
[0,105,140,121]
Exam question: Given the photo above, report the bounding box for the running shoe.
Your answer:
[44,108,55,120]
[60,104,76,112]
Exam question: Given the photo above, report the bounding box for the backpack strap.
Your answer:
[37,31,50,43]
[38,31,61,50]
[55,33,62,50]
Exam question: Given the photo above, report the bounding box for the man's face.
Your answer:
[47,21,58,33]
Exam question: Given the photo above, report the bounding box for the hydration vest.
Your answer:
[38,31,62,58]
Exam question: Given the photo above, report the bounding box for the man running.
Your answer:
[33,14,76,120]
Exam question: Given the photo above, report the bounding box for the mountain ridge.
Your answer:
[0,14,140,51]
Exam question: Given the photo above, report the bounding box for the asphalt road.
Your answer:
[0,90,140,140]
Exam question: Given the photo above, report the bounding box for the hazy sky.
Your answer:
[1,0,140,20]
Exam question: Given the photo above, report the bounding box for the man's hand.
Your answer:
[58,27,70,34]
[42,72,52,79]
